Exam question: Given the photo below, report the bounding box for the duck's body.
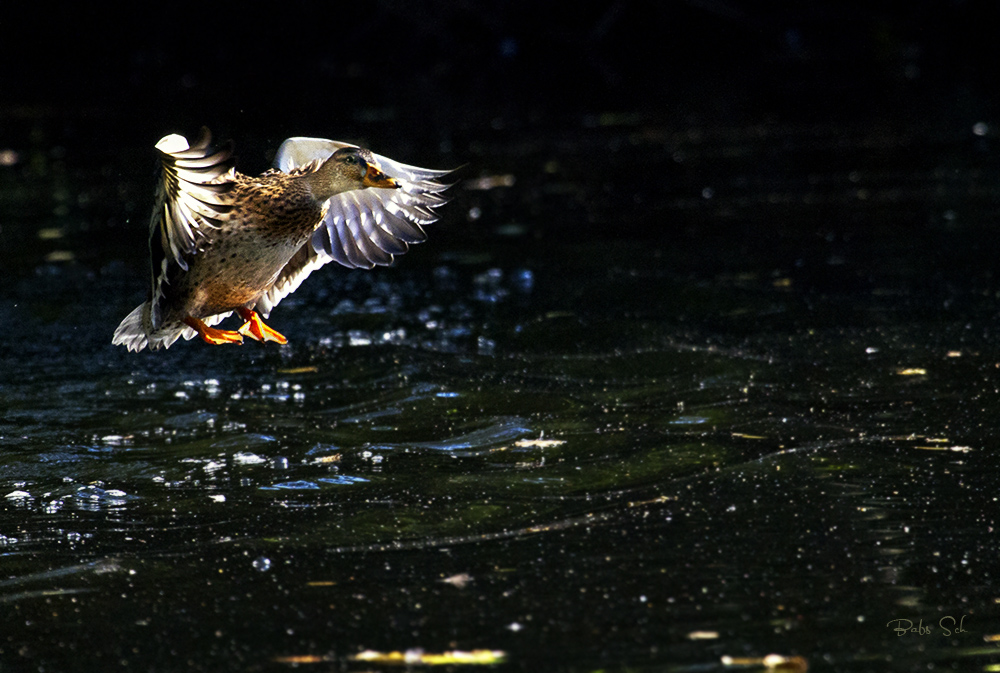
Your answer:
[158,170,325,322]
[113,129,450,352]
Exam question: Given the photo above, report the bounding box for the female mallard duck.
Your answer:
[113,128,451,352]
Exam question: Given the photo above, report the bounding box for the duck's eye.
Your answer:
[333,149,362,166]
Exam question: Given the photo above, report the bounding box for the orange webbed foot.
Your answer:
[236,308,288,345]
[183,316,244,346]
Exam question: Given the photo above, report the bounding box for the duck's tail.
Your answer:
[112,302,195,352]
[112,303,150,352]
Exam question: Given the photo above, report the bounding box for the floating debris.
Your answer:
[351,648,506,665]
[44,250,74,263]
[274,654,328,664]
[439,573,474,588]
[37,227,65,240]
[465,174,515,191]
[722,654,808,672]
[627,495,675,508]
[514,438,565,448]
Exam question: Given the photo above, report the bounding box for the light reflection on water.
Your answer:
[3,123,1000,672]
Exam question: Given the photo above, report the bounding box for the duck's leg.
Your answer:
[236,308,288,345]
[183,316,244,345]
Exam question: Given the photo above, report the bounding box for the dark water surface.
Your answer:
[4,109,1000,673]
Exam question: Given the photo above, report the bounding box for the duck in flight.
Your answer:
[112,128,451,352]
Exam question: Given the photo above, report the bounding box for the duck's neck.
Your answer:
[302,158,359,202]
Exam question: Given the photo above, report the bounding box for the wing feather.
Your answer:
[151,127,235,272]
[256,137,452,315]
[146,127,236,330]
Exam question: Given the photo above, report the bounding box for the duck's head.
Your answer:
[307,147,399,200]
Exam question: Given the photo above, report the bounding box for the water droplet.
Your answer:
[477,336,496,355]
[511,269,534,293]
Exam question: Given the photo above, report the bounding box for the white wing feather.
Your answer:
[256,137,451,316]
[112,128,236,352]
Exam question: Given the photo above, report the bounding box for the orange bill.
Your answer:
[362,164,399,189]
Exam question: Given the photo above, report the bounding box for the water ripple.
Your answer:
[399,418,533,454]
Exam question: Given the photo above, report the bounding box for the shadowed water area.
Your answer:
[3,4,1000,672]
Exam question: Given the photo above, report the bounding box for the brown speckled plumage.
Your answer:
[164,171,324,318]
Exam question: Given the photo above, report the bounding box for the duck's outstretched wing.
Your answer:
[148,127,236,327]
[150,127,236,273]
[255,137,452,316]
[113,128,236,352]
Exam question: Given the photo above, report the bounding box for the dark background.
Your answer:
[3,1,996,164]
[3,0,998,288]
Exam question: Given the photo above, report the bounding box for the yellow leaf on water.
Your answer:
[38,227,66,240]
[514,438,566,448]
[351,649,506,665]
[44,250,75,262]
[274,655,328,664]
[722,653,808,671]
